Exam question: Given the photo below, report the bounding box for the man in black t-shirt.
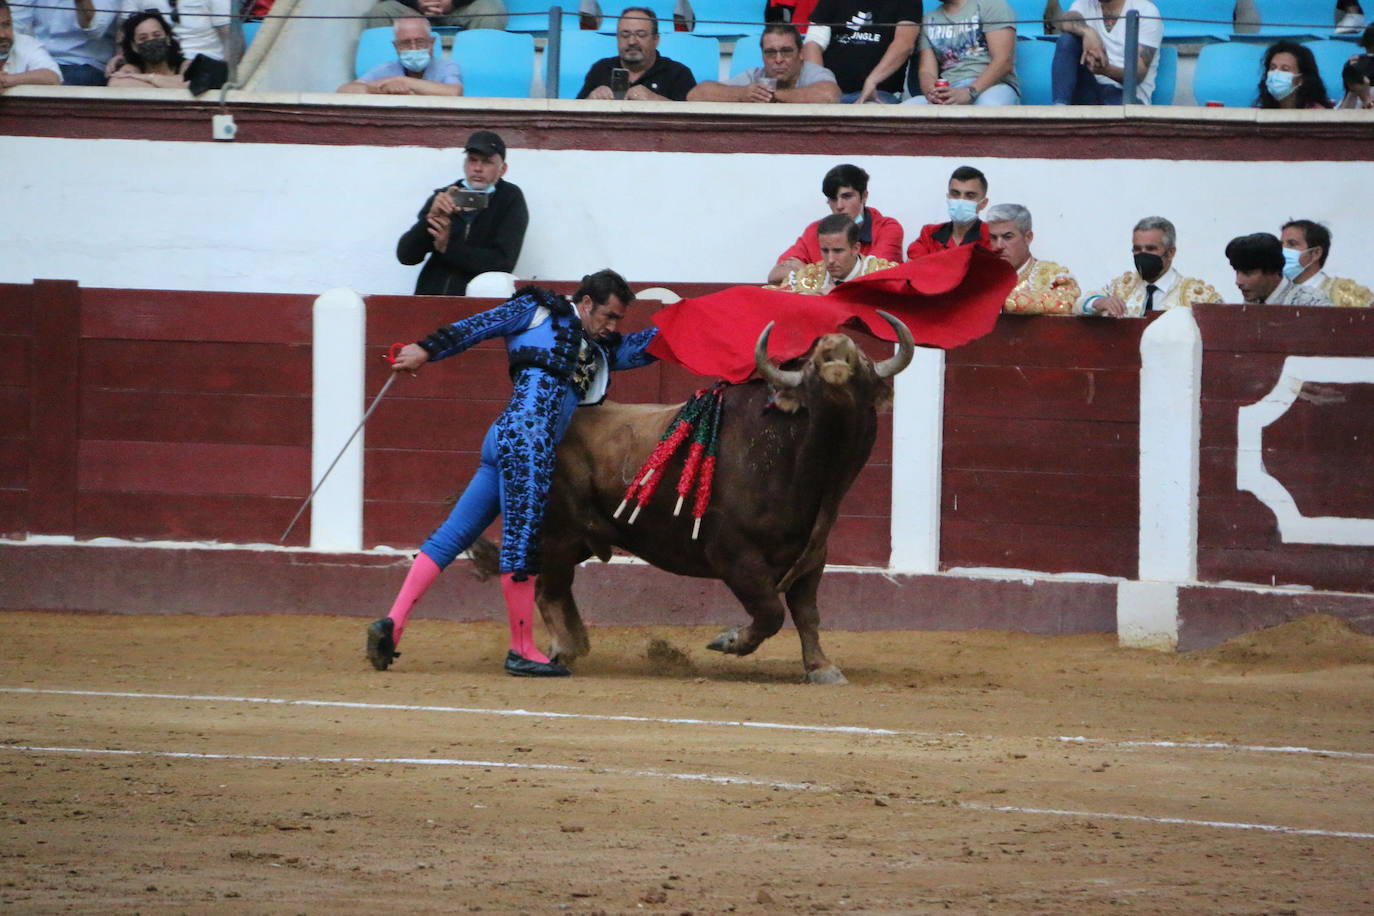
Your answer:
[577,7,696,101]
[802,0,921,103]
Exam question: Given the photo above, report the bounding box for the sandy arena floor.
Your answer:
[1,609,1372,914]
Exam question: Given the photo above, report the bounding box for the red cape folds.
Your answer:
[647,245,1016,383]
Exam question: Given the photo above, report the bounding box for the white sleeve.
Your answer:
[208,0,234,29]
[1139,6,1164,48]
[805,25,831,51]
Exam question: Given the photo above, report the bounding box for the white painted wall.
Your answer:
[3,132,1372,298]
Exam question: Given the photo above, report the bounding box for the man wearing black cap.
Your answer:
[396,130,529,296]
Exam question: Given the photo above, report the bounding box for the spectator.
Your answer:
[1363,22,1374,51]
[1226,233,1335,306]
[1280,219,1374,308]
[397,130,528,296]
[0,1,63,90]
[108,11,191,88]
[985,203,1081,315]
[1050,0,1162,105]
[1257,40,1332,109]
[1336,1,1365,33]
[577,8,695,101]
[364,0,508,32]
[11,0,116,87]
[768,214,897,293]
[906,165,992,260]
[338,16,462,95]
[802,0,920,102]
[767,163,904,286]
[688,23,840,102]
[1078,216,1221,317]
[115,1,237,66]
[1336,54,1374,109]
[905,0,1019,106]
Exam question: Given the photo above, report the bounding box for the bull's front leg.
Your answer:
[535,560,590,665]
[707,578,787,657]
[784,564,847,685]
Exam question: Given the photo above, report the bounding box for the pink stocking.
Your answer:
[386,552,442,643]
[501,573,549,663]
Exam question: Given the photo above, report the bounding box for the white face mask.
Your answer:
[1282,246,1311,280]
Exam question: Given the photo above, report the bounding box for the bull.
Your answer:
[475,312,914,684]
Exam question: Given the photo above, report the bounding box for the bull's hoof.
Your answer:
[805,666,848,686]
[705,626,743,654]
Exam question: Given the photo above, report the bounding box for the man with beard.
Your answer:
[577,7,696,101]
[688,23,840,103]
[0,1,63,90]
[1078,216,1220,317]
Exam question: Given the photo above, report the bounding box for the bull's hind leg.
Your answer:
[785,565,847,685]
[535,555,591,666]
[706,578,787,657]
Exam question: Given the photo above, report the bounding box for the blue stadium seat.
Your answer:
[728,34,762,77]
[1151,44,1178,104]
[685,0,763,40]
[1191,40,1265,105]
[1013,36,1056,105]
[1153,0,1235,44]
[503,0,580,34]
[1247,0,1329,40]
[547,29,616,98]
[1003,0,1048,39]
[354,27,395,79]
[655,33,722,84]
[451,30,536,98]
[241,20,260,46]
[1306,39,1359,103]
[596,0,677,32]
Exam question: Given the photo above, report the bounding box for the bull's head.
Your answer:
[754,311,914,414]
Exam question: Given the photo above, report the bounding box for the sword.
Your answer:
[278,344,409,545]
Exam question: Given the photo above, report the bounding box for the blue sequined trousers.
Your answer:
[419,368,579,577]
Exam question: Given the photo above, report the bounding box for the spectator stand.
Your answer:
[655,32,723,84]
[1240,0,1332,41]
[452,29,538,97]
[1191,40,1266,105]
[681,0,765,41]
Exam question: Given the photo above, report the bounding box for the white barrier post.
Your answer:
[1119,307,1202,649]
[309,288,367,552]
[889,346,945,574]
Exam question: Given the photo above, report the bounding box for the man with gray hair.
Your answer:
[985,203,1081,315]
[1079,215,1220,317]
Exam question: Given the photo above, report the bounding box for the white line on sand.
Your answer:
[3,742,1369,840]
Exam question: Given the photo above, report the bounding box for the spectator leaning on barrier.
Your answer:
[11,0,116,87]
[1280,219,1374,308]
[905,0,1019,106]
[767,163,904,286]
[1226,233,1335,307]
[767,214,897,294]
[114,0,237,67]
[906,164,993,260]
[364,0,508,32]
[1050,0,1161,105]
[397,130,528,296]
[0,1,63,90]
[1078,216,1221,317]
[985,203,1081,315]
[1337,54,1373,108]
[577,7,696,101]
[1257,40,1333,109]
[802,0,921,102]
[338,16,462,95]
[688,23,841,102]
[107,10,191,88]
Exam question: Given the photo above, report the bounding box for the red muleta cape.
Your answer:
[647,245,1016,382]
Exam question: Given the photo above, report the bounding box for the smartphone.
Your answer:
[610,67,630,100]
[449,188,490,210]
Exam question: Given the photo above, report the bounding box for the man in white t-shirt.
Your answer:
[1050,0,1161,104]
[0,1,63,89]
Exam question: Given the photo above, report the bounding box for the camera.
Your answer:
[450,188,490,210]
[610,68,630,100]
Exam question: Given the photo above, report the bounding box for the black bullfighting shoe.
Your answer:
[366,617,400,671]
[504,650,571,678]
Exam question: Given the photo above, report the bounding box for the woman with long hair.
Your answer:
[108,10,189,89]
[1255,40,1332,109]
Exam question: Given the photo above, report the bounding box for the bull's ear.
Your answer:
[873,381,894,412]
[770,388,804,413]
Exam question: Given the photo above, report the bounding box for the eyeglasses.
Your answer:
[762,47,798,58]
[617,29,653,39]
[394,39,431,50]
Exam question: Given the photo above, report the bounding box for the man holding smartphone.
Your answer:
[576,7,696,101]
[396,130,529,296]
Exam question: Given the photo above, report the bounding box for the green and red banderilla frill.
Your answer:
[613,382,726,539]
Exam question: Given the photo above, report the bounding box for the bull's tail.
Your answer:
[465,537,501,581]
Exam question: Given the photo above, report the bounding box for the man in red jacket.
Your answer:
[767,163,904,286]
[907,164,994,260]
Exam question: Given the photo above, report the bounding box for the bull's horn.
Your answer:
[873,311,915,379]
[754,321,803,389]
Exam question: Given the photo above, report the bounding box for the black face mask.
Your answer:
[1134,252,1165,282]
[136,37,171,64]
